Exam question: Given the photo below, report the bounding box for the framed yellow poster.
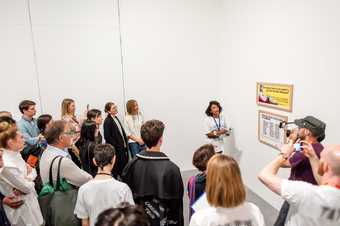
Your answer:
[258,110,288,150]
[256,82,294,112]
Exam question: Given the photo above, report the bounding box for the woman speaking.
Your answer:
[204,101,229,153]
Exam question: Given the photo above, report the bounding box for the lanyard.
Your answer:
[213,116,221,130]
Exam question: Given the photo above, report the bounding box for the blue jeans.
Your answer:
[129,142,146,158]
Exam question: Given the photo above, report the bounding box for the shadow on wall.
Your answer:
[224,128,243,163]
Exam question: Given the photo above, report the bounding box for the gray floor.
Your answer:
[181,170,278,226]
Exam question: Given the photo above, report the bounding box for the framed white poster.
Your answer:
[258,110,288,150]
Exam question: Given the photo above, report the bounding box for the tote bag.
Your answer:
[38,156,80,226]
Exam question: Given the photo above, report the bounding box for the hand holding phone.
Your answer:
[294,143,303,152]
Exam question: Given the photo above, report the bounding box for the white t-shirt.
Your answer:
[281,179,340,226]
[204,115,228,153]
[190,202,265,226]
[74,178,134,226]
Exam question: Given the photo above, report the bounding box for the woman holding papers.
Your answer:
[204,101,229,153]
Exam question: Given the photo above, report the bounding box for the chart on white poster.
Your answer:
[258,110,288,150]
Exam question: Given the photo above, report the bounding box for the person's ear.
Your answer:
[6,139,14,149]
[318,161,327,176]
[111,156,116,167]
[58,134,64,143]
[93,158,98,167]
[158,136,163,146]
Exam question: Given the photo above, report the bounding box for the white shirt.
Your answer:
[281,179,340,226]
[124,113,144,143]
[74,178,135,226]
[190,202,265,226]
[204,114,228,153]
[0,149,43,226]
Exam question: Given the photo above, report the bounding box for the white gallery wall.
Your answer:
[0,0,41,120]
[120,0,223,169]
[29,0,125,117]
[2,0,340,210]
[218,0,340,209]
[1,0,223,170]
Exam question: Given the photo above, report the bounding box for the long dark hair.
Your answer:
[79,120,96,145]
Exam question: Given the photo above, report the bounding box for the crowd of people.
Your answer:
[0,99,339,226]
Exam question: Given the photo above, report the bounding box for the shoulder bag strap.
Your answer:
[188,176,196,204]
[49,156,62,187]
[55,157,64,190]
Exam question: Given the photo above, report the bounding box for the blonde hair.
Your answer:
[61,98,75,117]
[0,121,17,148]
[126,99,137,115]
[206,154,246,208]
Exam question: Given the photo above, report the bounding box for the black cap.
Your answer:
[294,116,326,142]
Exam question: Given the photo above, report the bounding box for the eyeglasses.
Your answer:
[63,130,80,136]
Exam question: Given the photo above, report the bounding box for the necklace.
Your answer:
[96,172,112,177]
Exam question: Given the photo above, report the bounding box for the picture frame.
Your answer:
[258,110,288,150]
[256,82,294,112]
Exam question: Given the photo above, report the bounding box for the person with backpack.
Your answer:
[187,144,215,219]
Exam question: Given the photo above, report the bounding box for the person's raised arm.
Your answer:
[258,144,294,195]
[301,141,321,185]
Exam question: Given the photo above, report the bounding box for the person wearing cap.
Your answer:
[274,116,326,226]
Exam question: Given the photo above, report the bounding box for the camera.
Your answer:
[279,121,297,138]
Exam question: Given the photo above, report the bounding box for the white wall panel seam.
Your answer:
[26,0,43,113]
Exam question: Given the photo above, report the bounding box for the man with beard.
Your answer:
[272,116,326,225]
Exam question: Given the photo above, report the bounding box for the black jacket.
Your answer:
[0,193,11,226]
[103,115,128,152]
[122,151,184,226]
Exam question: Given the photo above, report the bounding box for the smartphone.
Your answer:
[294,142,304,152]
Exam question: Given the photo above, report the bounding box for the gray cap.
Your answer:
[294,116,326,142]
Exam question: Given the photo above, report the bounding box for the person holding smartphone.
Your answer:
[274,116,326,226]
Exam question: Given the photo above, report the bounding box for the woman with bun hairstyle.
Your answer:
[0,121,43,226]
